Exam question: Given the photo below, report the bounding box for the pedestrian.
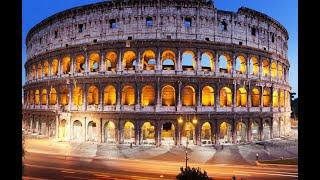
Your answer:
[264,144,266,150]
[130,142,133,148]
[256,153,259,161]
[221,144,224,150]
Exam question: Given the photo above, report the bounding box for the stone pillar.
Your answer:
[196,50,201,71]
[270,86,274,111]
[195,123,201,145]
[83,84,87,111]
[118,120,123,144]
[100,51,105,73]
[259,118,263,141]
[46,88,49,108]
[137,50,141,72]
[116,83,121,111]
[215,84,220,110]
[259,56,263,79]
[177,81,182,111]
[135,83,141,110]
[70,55,74,75]
[30,117,33,133]
[176,122,182,146]
[247,84,252,110]
[68,85,72,110]
[99,118,103,143]
[35,119,39,134]
[231,119,236,144]
[177,49,182,72]
[196,84,202,110]
[233,81,237,109]
[55,115,59,139]
[247,55,250,77]
[156,49,161,73]
[57,57,61,76]
[135,121,140,145]
[215,120,220,145]
[69,116,72,141]
[156,79,161,108]
[270,117,274,139]
[100,85,104,111]
[232,53,236,76]
[156,122,161,146]
[215,52,219,74]
[85,51,89,74]
[117,49,122,73]
[260,86,264,108]
[247,119,252,142]
[269,58,272,80]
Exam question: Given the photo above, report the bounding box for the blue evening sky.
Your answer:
[22,0,298,97]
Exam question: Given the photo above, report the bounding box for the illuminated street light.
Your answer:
[178,117,183,124]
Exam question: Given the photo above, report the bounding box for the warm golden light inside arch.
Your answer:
[35,89,40,105]
[182,122,195,137]
[89,53,100,72]
[182,86,195,106]
[123,51,136,70]
[220,122,231,137]
[121,85,135,105]
[29,90,34,105]
[236,56,247,74]
[278,64,283,80]
[49,88,57,105]
[236,87,247,107]
[162,85,175,106]
[201,52,215,71]
[51,59,58,75]
[202,86,214,106]
[61,88,69,106]
[201,122,212,140]
[124,121,135,139]
[32,65,36,79]
[62,56,71,74]
[73,87,82,106]
[251,88,260,107]
[142,50,156,70]
[220,87,232,107]
[182,50,196,70]
[41,89,47,105]
[37,63,42,79]
[263,88,270,107]
[272,90,279,107]
[105,52,117,71]
[250,57,259,75]
[141,85,155,106]
[75,55,85,73]
[262,59,269,77]
[104,85,116,105]
[43,61,49,77]
[87,85,99,105]
[271,61,277,78]
[161,50,176,70]
[279,90,285,107]
[141,122,155,139]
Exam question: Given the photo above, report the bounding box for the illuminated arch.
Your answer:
[41,89,47,105]
[263,88,271,107]
[236,122,247,143]
[251,88,261,107]
[278,64,283,80]
[182,50,196,71]
[182,122,195,145]
[235,56,247,74]
[161,85,176,106]
[142,50,156,70]
[219,54,232,73]
[141,122,155,144]
[58,119,67,138]
[75,55,85,73]
[49,88,57,105]
[87,121,97,141]
[219,122,232,143]
[162,50,176,70]
[123,51,137,70]
[262,59,270,77]
[271,61,277,78]
[60,87,69,106]
[104,121,116,143]
[104,85,116,105]
[236,88,247,107]
[202,86,214,106]
[32,65,36,79]
[279,90,285,107]
[89,53,100,72]
[105,52,117,71]
[37,63,42,79]
[73,120,82,141]
[121,85,135,105]
[182,86,195,106]
[51,59,58,76]
[201,52,215,71]
[29,90,34,105]
[272,90,279,107]
[249,57,259,75]
[263,121,271,140]
[87,85,99,105]
[43,61,49,77]
[251,121,259,141]
[141,85,155,106]
[62,56,71,74]
[72,87,82,106]
[124,121,135,142]
[201,122,212,144]
[35,89,40,105]
[220,87,232,107]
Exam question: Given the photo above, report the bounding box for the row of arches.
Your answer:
[25,85,290,108]
[27,50,288,81]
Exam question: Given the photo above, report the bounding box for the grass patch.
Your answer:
[259,158,298,165]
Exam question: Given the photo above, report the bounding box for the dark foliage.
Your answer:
[176,167,213,180]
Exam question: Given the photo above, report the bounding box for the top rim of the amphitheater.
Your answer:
[25,0,288,43]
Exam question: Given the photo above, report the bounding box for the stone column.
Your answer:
[118,120,123,144]
[215,84,220,110]
[69,116,72,141]
[57,57,61,76]
[232,53,236,76]
[269,58,272,81]
[259,118,263,141]
[116,83,121,111]
[231,119,236,144]
[270,86,274,111]
[176,122,182,146]
[85,51,89,74]
[117,49,122,73]
[55,115,59,138]
[156,49,161,73]
[247,119,252,142]
[83,84,87,111]
[215,52,219,74]
[100,85,104,111]
[68,85,72,110]
[247,84,252,110]
[135,121,140,145]
[99,118,103,143]
[35,119,39,134]
[30,117,33,133]
[100,51,105,73]
[196,84,202,110]
[270,117,274,139]
[70,55,75,75]
[195,123,201,145]
[259,56,263,79]
[177,81,182,111]
[215,120,219,145]
[156,79,161,108]
[84,117,87,142]
[233,81,237,110]
[135,83,141,110]
[46,88,49,109]
[247,55,250,77]
[156,122,161,146]
[260,86,264,108]
[196,50,201,71]
[177,49,182,73]
[137,50,141,72]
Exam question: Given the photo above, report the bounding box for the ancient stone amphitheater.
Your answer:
[22,0,291,146]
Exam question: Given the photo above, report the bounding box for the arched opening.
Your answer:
[60,88,69,106]
[142,50,156,70]
[104,121,116,143]
[236,88,247,107]
[162,50,175,70]
[201,52,214,71]
[141,85,155,106]
[182,50,196,71]
[182,122,195,146]
[124,121,135,143]
[51,59,58,76]
[201,122,213,145]
[105,52,117,71]
[161,122,175,146]
[43,61,49,77]
[37,63,42,79]
[263,121,271,140]
[89,53,100,72]
[72,87,82,106]
[235,56,247,74]
[220,87,232,107]
[279,90,285,107]
[121,85,135,105]
[104,85,116,105]
[59,119,67,139]
[249,57,259,75]
[161,85,175,106]
[202,86,214,106]
[273,118,280,137]
[29,90,34,105]
[87,85,99,105]
[271,61,277,78]
[251,121,259,141]
[35,90,40,105]
[32,65,36,79]
[73,120,82,141]
[262,59,270,77]
[87,121,97,142]
[219,54,232,73]
[141,122,155,145]
[219,122,232,144]
[263,88,270,107]
[278,64,283,80]
[182,86,195,106]
[272,90,279,107]
[251,88,261,107]
[123,51,137,70]
[41,89,47,105]
[75,55,85,73]
[62,56,71,74]
[236,122,246,143]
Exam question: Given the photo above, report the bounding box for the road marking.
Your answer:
[64,175,91,180]
[22,176,49,180]
[61,170,76,174]
[234,170,298,178]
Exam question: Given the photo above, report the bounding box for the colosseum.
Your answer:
[22,0,291,147]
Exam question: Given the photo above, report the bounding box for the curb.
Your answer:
[255,160,298,168]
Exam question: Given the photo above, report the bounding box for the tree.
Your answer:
[176,167,213,180]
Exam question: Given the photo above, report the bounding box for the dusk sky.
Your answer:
[22,0,298,97]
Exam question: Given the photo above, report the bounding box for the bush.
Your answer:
[176,167,213,180]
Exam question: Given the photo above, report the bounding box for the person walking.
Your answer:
[256,153,259,161]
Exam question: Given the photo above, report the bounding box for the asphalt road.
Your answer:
[23,152,298,180]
